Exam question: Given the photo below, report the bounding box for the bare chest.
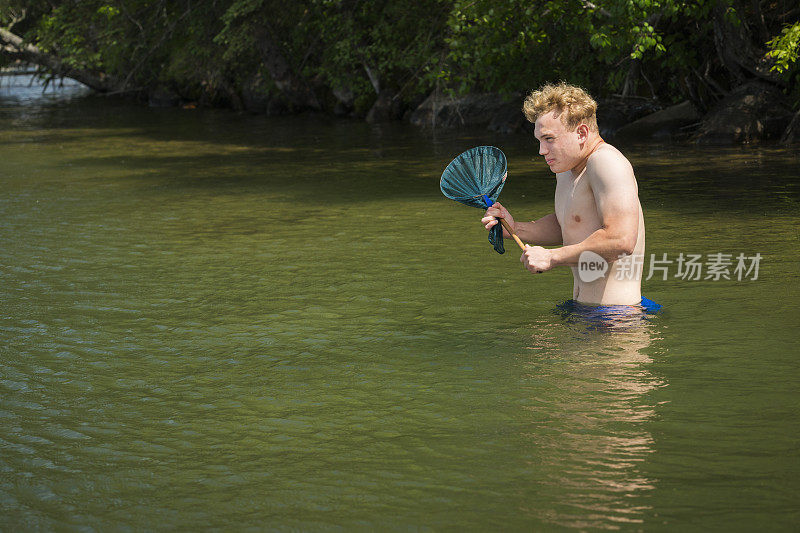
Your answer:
[555,174,601,244]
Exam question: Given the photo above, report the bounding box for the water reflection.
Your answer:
[521,304,664,529]
[0,73,90,105]
[554,299,662,332]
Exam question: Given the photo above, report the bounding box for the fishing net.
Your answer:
[440,145,508,253]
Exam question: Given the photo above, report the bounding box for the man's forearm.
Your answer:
[550,228,635,266]
[514,213,562,246]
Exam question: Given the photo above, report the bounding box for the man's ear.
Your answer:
[576,124,589,143]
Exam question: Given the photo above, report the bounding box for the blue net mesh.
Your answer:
[440,146,508,253]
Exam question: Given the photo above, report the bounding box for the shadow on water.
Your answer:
[2,90,798,217]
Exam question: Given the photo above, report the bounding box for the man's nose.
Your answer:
[538,143,547,155]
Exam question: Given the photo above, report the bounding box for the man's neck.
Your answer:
[570,135,605,177]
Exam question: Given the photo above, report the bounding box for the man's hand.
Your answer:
[521,245,554,274]
[481,201,516,238]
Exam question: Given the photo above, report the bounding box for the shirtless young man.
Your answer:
[481,83,646,306]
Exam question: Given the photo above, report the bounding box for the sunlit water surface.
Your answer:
[1,77,798,530]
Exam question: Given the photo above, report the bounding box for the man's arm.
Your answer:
[482,203,563,246]
[521,152,639,272]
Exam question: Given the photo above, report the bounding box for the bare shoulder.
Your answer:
[586,143,635,183]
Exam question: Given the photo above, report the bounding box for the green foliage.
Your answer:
[1,0,798,109]
[308,0,451,100]
[440,0,679,96]
[767,22,800,74]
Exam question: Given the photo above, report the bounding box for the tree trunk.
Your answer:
[781,109,800,144]
[621,59,640,97]
[0,28,114,92]
[711,1,779,87]
[253,25,320,111]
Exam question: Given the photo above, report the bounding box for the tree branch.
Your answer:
[0,27,114,92]
[577,0,611,18]
[5,7,27,31]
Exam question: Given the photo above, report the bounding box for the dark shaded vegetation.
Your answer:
[1,1,798,139]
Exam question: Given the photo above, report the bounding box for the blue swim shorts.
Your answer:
[639,296,662,313]
[555,297,662,324]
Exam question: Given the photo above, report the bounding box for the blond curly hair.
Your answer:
[522,82,598,132]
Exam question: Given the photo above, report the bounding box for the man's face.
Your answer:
[534,110,582,174]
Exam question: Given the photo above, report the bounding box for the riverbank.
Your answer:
[144,81,800,145]
[2,67,798,145]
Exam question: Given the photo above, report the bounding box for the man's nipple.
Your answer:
[573,215,581,223]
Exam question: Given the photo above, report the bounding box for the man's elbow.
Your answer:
[601,226,636,258]
[616,234,636,257]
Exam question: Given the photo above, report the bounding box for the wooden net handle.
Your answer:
[498,218,527,251]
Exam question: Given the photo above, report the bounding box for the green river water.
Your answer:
[1,79,799,531]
